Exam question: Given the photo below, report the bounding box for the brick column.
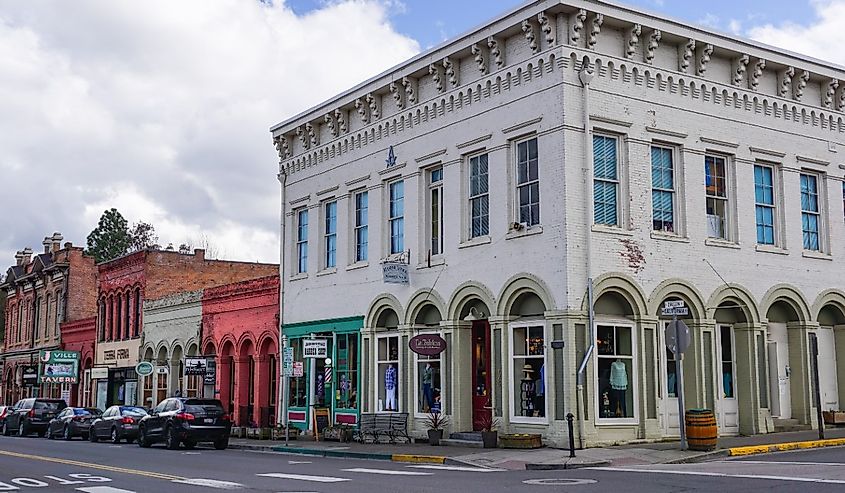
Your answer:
[218,356,233,414]
[255,355,270,427]
[234,356,250,426]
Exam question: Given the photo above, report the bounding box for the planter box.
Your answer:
[272,428,298,441]
[500,433,543,449]
[823,411,845,424]
[230,426,247,438]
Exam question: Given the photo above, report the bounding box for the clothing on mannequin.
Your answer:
[385,364,397,411]
[609,359,628,417]
[422,363,434,410]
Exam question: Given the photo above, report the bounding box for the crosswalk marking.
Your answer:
[171,478,244,489]
[407,464,504,473]
[257,473,350,483]
[589,466,845,485]
[76,487,136,493]
[342,468,432,476]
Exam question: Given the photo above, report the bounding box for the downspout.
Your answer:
[276,166,288,429]
[575,63,596,450]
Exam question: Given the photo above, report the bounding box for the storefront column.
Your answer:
[440,320,471,431]
[834,325,845,410]
[169,358,181,398]
[361,327,375,414]
[255,355,270,427]
[398,324,412,417]
[218,356,232,414]
[789,321,816,426]
[734,322,764,434]
[637,315,660,439]
[234,356,250,426]
[488,315,514,426]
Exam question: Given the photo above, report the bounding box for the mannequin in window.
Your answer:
[385,364,397,411]
[422,363,434,411]
[609,358,628,417]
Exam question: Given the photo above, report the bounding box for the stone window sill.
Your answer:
[591,225,633,237]
[755,245,788,256]
[458,236,492,249]
[704,238,740,249]
[316,267,337,277]
[289,273,308,281]
[346,261,369,271]
[506,225,543,240]
[416,256,446,270]
[802,250,832,261]
[650,232,690,243]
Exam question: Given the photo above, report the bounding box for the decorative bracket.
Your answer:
[679,39,695,73]
[625,24,641,59]
[570,9,586,45]
[365,93,380,119]
[305,123,318,147]
[402,77,417,105]
[429,63,444,93]
[823,79,839,109]
[389,82,404,109]
[587,13,603,50]
[749,58,766,91]
[296,126,308,149]
[644,29,660,64]
[354,99,369,124]
[779,66,795,98]
[443,57,458,87]
[537,11,555,47]
[697,44,713,76]
[324,113,337,137]
[334,109,347,134]
[487,36,504,69]
[471,44,488,75]
[732,54,750,86]
[793,70,809,101]
[522,19,538,54]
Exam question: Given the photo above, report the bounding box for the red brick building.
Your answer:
[1,234,97,405]
[202,275,279,427]
[95,248,277,410]
[60,317,96,406]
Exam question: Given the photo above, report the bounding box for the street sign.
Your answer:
[135,361,154,377]
[292,362,304,377]
[661,307,689,317]
[664,300,685,309]
[665,319,691,355]
[283,347,294,376]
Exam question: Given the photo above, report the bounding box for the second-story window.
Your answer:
[32,296,40,341]
[354,191,368,262]
[296,208,309,274]
[516,138,540,226]
[389,180,405,254]
[800,172,821,251]
[594,135,619,226]
[705,155,729,240]
[651,146,675,233]
[98,301,105,341]
[469,153,489,238]
[754,164,776,245]
[124,291,131,339]
[134,287,141,337]
[429,167,444,256]
[324,200,337,269]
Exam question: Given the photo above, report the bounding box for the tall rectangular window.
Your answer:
[32,297,41,341]
[516,138,540,226]
[389,180,405,254]
[754,165,776,245]
[597,324,634,420]
[429,167,443,255]
[324,201,337,268]
[651,146,675,232]
[705,155,729,239]
[510,324,546,421]
[800,173,820,251]
[296,209,308,273]
[469,153,489,238]
[594,135,619,226]
[354,191,368,262]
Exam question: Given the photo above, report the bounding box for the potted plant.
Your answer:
[424,411,450,446]
[475,412,499,449]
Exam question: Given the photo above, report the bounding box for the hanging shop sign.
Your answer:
[204,358,217,385]
[90,367,109,380]
[21,366,39,386]
[39,350,80,384]
[135,361,154,377]
[382,263,409,284]
[155,366,169,375]
[409,334,447,356]
[185,358,208,376]
[303,339,328,358]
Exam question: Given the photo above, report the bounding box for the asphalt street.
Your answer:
[2,435,845,492]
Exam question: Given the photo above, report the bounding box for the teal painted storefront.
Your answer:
[284,316,362,431]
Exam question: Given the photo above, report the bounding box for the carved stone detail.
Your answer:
[644,29,660,64]
[824,79,839,109]
[697,44,713,76]
[275,136,291,159]
[365,93,380,119]
[389,81,403,109]
[749,58,766,91]
[443,57,458,87]
[794,70,809,101]
[732,54,749,86]
[570,9,586,45]
[838,85,845,112]
[305,123,318,147]
[587,13,603,50]
[679,39,695,73]
[625,24,641,59]
[295,126,308,149]
[324,113,337,137]
[334,109,347,134]
[429,63,444,93]
[779,67,795,98]
[471,44,488,75]
[487,36,504,68]
[354,98,368,124]
[522,19,538,53]
[538,12,555,46]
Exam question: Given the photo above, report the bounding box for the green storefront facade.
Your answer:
[284,316,362,431]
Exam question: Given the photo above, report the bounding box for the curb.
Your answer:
[525,460,611,470]
[728,438,845,457]
[268,446,448,464]
[664,449,729,464]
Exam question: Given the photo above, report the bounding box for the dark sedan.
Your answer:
[47,407,102,440]
[138,398,230,450]
[89,406,148,443]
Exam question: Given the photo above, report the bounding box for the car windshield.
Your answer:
[35,401,64,411]
[74,408,100,415]
[120,407,148,417]
[184,399,224,414]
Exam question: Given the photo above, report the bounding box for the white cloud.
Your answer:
[748,0,845,65]
[0,0,419,265]
[697,13,720,29]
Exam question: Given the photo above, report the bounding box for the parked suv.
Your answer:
[138,398,230,450]
[2,398,67,437]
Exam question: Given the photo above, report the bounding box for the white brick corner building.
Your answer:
[270,0,845,446]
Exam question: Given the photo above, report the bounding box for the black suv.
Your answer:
[137,398,230,450]
[2,398,67,437]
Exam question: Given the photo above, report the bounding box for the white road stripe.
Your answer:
[257,473,350,483]
[342,468,432,476]
[734,460,845,466]
[76,487,136,493]
[589,466,845,484]
[407,465,504,473]
[171,478,244,489]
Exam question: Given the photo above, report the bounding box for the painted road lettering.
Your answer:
[0,474,111,490]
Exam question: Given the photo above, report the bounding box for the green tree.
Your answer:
[129,221,158,252]
[86,208,132,263]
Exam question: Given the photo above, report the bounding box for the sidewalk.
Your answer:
[226,427,845,470]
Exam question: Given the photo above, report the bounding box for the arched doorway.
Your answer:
[766,297,805,423]
[817,303,845,413]
[219,341,235,415]
[141,347,154,407]
[155,347,169,406]
[594,289,638,427]
[374,307,400,413]
[257,337,278,427]
[411,303,443,416]
[237,339,256,427]
[170,344,184,398]
[507,291,549,424]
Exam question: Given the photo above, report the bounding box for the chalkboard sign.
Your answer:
[312,407,330,441]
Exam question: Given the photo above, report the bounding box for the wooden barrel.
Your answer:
[685,409,717,451]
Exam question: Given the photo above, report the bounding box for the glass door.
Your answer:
[471,321,491,431]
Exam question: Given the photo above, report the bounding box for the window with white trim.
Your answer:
[705,155,729,239]
[594,135,619,226]
[597,324,634,420]
[428,167,444,256]
[800,172,821,251]
[416,351,442,414]
[754,164,776,245]
[388,181,405,254]
[376,335,400,412]
[468,153,489,238]
[651,145,676,233]
[354,191,368,262]
[510,323,547,421]
[295,208,308,274]
[516,138,540,226]
[323,200,337,269]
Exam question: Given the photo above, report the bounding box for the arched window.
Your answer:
[124,291,130,339]
[134,287,142,337]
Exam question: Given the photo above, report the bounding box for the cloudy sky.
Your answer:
[1,0,842,266]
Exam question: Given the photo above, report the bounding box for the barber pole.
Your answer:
[324,366,332,384]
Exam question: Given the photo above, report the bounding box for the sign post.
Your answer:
[663,301,690,451]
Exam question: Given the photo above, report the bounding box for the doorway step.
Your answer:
[772,418,811,432]
[440,431,483,447]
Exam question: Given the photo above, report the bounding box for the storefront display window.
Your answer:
[510,323,546,420]
[417,354,442,414]
[720,326,735,399]
[597,324,634,420]
[377,335,400,412]
[335,334,358,411]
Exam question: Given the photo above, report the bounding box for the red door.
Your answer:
[471,321,492,431]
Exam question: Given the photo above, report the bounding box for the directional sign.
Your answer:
[664,300,685,309]
[661,307,690,317]
[665,319,691,355]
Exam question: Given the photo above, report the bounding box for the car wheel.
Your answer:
[213,438,228,450]
[164,425,180,450]
[111,427,121,444]
[18,421,27,437]
[89,429,98,442]
[183,440,196,450]
[138,427,151,448]
[2,423,8,436]
[63,426,72,441]
[47,428,54,440]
